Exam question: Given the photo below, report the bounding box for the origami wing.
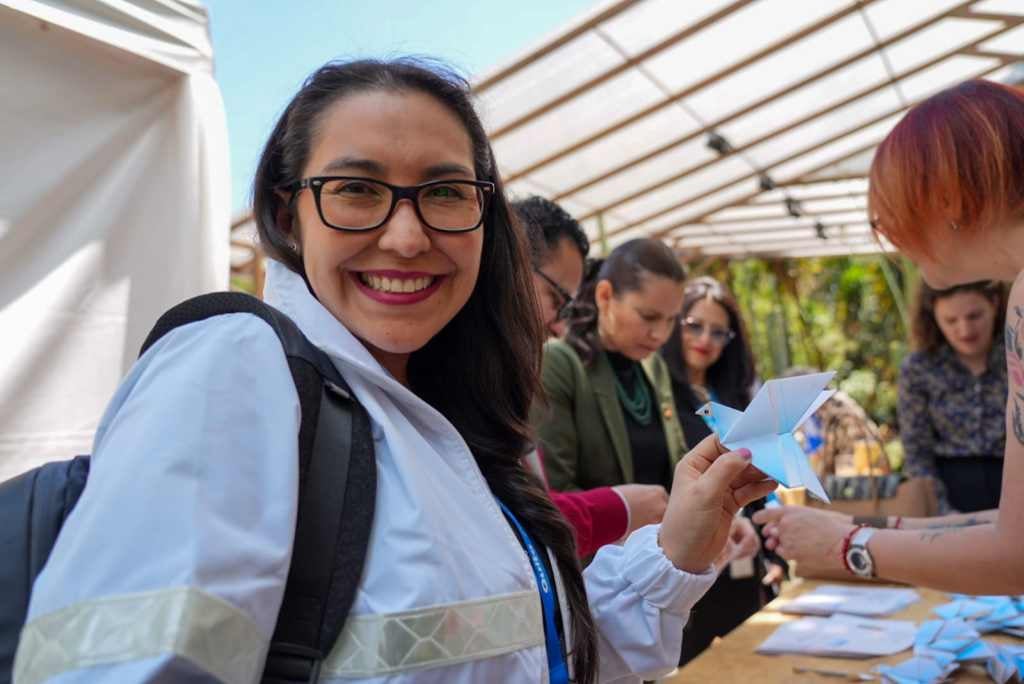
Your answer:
[722,372,836,443]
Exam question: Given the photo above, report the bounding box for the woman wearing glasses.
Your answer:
[17,58,778,683]
[660,276,783,663]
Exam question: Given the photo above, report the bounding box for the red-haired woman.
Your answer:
[755,79,1024,593]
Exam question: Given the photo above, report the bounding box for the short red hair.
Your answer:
[868,79,1024,256]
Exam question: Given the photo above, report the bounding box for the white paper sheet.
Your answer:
[758,614,916,658]
[780,585,921,617]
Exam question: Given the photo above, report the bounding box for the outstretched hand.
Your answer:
[659,434,778,573]
[752,505,853,577]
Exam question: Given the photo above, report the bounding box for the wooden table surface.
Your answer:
[666,578,1016,683]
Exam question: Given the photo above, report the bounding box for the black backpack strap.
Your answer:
[141,292,377,683]
[0,456,90,683]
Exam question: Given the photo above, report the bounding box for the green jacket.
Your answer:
[532,339,688,491]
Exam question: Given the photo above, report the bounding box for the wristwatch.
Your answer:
[845,527,877,578]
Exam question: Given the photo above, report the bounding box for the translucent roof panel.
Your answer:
[525,105,704,195]
[599,0,742,56]
[474,0,1024,258]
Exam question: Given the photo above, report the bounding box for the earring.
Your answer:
[950,221,960,232]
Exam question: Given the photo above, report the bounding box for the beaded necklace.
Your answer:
[614,363,653,426]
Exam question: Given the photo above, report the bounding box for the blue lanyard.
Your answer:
[497,501,570,684]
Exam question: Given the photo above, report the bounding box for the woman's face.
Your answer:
[596,274,684,361]
[900,220,1011,289]
[681,298,732,375]
[292,90,483,369]
[933,291,998,359]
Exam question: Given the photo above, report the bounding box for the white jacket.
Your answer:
[15,261,716,683]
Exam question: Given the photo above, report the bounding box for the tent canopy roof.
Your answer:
[473,0,1024,258]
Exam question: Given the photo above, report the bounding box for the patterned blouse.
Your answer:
[898,340,1007,512]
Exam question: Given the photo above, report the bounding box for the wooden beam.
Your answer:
[488,0,754,139]
[746,191,867,206]
[472,0,643,94]
[505,0,885,183]
[959,46,1023,62]
[545,0,973,197]
[951,8,1024,23]
[700,206,867,225]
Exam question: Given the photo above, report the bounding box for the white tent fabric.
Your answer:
[474,0,1024,258]
[0,0,229,480]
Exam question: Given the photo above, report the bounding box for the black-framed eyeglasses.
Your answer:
[533,268,574,320]
[681,317,735,345]
[281,176,495,233]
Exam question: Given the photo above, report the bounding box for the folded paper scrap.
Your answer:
[757,614,916,658]
[912,618,1024,684]
[987,644,1024,684]
[914,618,982,658]
[698,371,835,502]
[876,655,959,684]
[780,584,921,617]
[938,595,1024,636]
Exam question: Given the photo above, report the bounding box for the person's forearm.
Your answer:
[870,522,1024,593]
[892,509,997,530]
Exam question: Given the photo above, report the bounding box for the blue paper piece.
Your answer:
[915,619,980,654]
[955,639,995,662]
[697,371,835,502]
[933,599,995,621]
[986,645,1024,684]
[877,655,959,684]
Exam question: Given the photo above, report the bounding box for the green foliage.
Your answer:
[692,255,914,429]
[230,274,256,294]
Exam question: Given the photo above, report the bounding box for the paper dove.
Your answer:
[697,371,835,502]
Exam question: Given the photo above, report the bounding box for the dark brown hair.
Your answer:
[251,58,596,682]
[565,238,686,366]
[869,79,1024,257]
[661,276,756,409]
[911,280,1007,354]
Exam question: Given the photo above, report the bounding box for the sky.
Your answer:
[204,0,601,215]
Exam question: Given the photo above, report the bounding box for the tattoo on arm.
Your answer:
[1005,306,1024,446]
[924,516,988,530]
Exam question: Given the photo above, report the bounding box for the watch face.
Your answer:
[848,548,872,576]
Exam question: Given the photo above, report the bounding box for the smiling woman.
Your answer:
[15,57,780,684]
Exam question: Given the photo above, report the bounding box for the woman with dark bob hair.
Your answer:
[901,280,1008,513]
[757,79,1024,594]
[659,276,783,664]
[17,58,775,683]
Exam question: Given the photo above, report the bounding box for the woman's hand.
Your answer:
[712,515,761,572]
[659,435,778,573]
[763,562,787,587]
[613,484,669,536]
[753,505,855,577]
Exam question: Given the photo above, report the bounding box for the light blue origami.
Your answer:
[876,655,958,684]
[697,371,835,502]
[914,619,981,655]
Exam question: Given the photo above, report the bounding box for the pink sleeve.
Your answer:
[551,487,629,558]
